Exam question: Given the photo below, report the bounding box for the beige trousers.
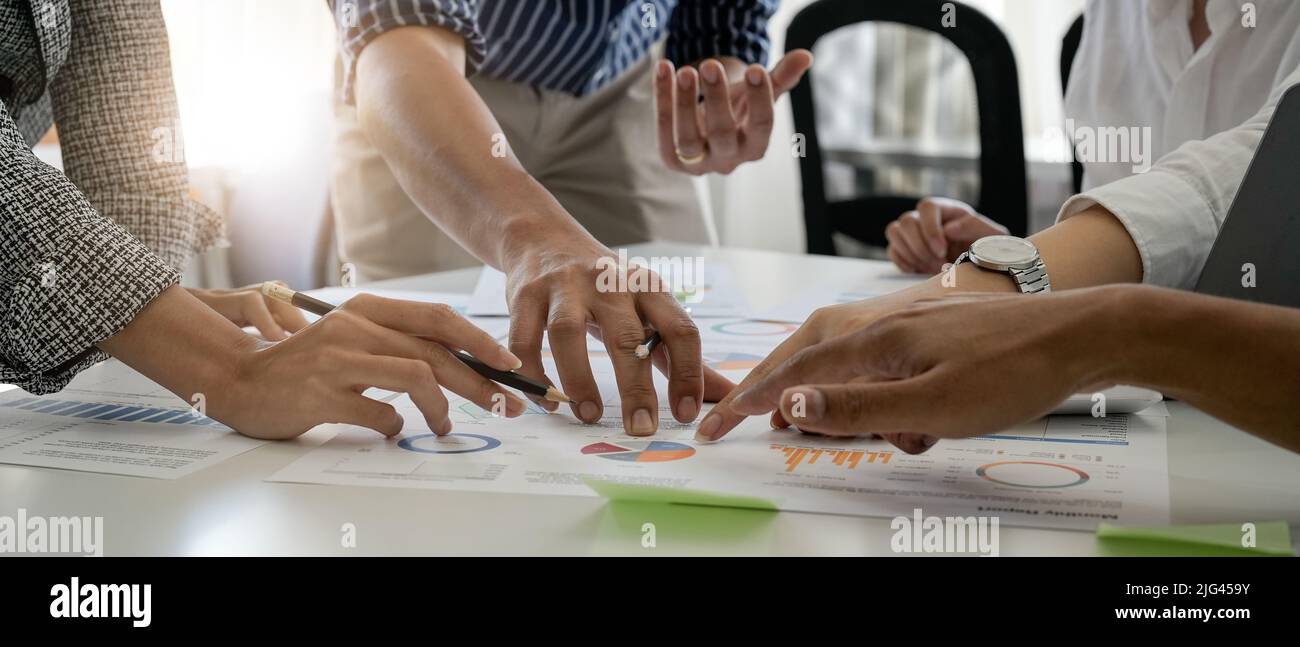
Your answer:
[330,56,708,282]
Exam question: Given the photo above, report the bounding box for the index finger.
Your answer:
[693,324,819,442]
[728,334,874,416]
[342,294,521,371]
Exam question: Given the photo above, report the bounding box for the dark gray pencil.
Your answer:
[261,282,570,403]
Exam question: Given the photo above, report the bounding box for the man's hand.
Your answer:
[655,50,813,175]
[695,291,912,444]
[501,237,734,436]
[724,291,1119,453]
[886,198,1007,274]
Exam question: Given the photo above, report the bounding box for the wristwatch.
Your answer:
[951,235,1052,294]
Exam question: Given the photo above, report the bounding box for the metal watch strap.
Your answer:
[1010,259,1051,294]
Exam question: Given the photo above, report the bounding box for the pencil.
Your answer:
[634,331,661,359]
[260,281,570,403]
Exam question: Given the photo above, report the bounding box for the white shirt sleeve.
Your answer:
[1057,66,1300,289]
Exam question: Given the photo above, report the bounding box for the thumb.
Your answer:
[771,49,813,95]
[777,381,930,437]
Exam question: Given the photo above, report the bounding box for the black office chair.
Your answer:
[1061,14,1085,194]
[787,0,1028,256]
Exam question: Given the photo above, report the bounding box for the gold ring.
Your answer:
[676,149,706,165]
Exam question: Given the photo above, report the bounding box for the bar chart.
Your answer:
[0,397,226,428]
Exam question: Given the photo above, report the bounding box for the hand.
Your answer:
[189,285,310,341]
[655,50,813,175]
[221,294,529,440]
[501,240,734,436]
[886,198,1007,274]
[725,292,1118,453]
[696,292,909,443]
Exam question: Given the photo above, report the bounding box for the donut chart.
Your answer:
[581,440,695,463]
[710,320,798,337]
[398,433,501,454]
[976,461,1089,488]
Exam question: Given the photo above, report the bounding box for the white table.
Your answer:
[4,243,1298,555]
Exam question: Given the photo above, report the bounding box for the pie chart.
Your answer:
[581,440,696,463]
[704,350,765,371]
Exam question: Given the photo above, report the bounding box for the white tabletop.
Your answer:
[4,243,1298,555]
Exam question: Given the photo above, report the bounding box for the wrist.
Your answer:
[498,213,606,272]
[1071,285,1152,388]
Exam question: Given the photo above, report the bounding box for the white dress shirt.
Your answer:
[1058,0,1300,288]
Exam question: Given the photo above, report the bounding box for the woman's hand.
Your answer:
[188,285,310,341]
[221,294,530,440]
[885,198,1007,274]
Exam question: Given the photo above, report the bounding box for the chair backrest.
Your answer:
[1061,13,1085,195]
[787,0,1028,255]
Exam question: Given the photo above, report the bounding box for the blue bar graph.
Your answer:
[117,408,165,422]
[39,401,84,415]
[142,410,187,423]
[1,396,225,429]
[60,402,102,416]
[19,399,59,410]
[75,404,121,419]
[95,406,142,421]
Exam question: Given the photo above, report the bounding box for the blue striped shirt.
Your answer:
[329,0,778,103]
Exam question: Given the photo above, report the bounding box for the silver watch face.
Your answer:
[970,235,1038,269]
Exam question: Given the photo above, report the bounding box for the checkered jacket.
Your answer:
[0,0,223,393]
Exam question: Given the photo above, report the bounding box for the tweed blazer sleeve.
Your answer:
[51,0,225,270]
[0,0,219,394]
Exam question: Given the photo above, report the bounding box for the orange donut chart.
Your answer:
[975,461,1090,488]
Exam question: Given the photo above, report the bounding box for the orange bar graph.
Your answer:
[772,445,892,473]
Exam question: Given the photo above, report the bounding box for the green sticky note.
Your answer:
[1096,521,1295,557]
[583,478,778,512]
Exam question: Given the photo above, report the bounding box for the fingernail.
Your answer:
[701,63,719,84]
[579,400,601,422]
[657,62,670,79]
[930,239,947,258]
[921,435,939,448]
[501,348,523,370]
[746,67,763,86]
[678,70,692,90]
[629,409,655,436]
[784,387,824,421]
[677,396,699,422]
[695,413,721,442]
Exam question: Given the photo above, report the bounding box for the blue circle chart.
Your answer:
[398,433,501,454]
